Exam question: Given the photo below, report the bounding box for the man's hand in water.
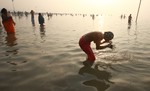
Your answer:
[107,42,114,49]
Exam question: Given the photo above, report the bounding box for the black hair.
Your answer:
[1,8,7,14]
[104,31,114,41]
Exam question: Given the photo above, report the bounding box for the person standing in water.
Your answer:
[79,31,114,67]
[1,8,15,34]
[38,13,45,26]
[128,14,132,24]
[30,10,35,26]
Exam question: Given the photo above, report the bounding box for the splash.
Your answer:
[96,51,133,64]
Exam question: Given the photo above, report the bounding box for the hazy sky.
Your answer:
[0,0,149,16]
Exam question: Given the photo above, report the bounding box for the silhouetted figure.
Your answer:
[91,14,95,20]
[38,13,45,26]
[128,14,132,24]
[30,10,35,26]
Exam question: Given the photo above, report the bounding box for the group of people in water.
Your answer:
[0,8,45,34]
[0,8,46,48]
[121,14,132,24]
[0,8,133,67]
[30,10,45,26]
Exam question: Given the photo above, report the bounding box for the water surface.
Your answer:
[0,14,150,91]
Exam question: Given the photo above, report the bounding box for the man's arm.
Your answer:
[95,41,112,50]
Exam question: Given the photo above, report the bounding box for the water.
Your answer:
[0,14,150,91]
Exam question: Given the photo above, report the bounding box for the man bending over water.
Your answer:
[79,31,114,67]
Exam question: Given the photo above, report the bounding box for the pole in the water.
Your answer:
[12,0,15,12]
[135,0,142,23]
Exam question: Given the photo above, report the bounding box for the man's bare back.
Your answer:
[84,31,103,43]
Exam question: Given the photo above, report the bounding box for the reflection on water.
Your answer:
[128,22,132,30]
[39,25,46,40]
[5,33,17,47]
[79,64,114,91]
[83,79,110,91]
[127,22,139,40]
[5,33,18,56]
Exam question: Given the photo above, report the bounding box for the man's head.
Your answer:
[104,31,114,42]
[39,13,41,16]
